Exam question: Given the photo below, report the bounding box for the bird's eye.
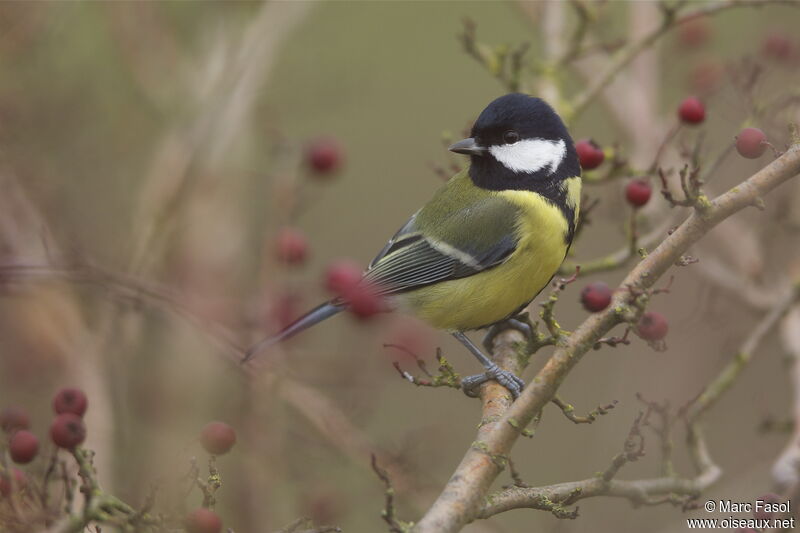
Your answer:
[503,131,520,144]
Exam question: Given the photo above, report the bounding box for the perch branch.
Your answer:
[413,143,800,533]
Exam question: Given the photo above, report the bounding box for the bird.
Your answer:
[243,93,582,399]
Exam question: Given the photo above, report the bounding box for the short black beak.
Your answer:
[448,137,487,156]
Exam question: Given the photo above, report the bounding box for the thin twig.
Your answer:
[551,397,618,424]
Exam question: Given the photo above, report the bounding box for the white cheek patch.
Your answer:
[489,138,566,175]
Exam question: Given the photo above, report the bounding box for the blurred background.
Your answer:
[1,1,799,532]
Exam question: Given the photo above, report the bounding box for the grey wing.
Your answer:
[363,215,517,296]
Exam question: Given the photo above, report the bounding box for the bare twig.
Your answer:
[371,455,411,533]
[390,347,461,390]
[686,285,800,422]
[568,0,800,122]
[551,397,618,424]
[769,305,800,493]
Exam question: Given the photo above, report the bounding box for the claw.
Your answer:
[461,363,525,399]
[482,316,534,352]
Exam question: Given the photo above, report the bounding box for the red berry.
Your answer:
[306,138,343,175]
[185,508,222,533]
[575,139,605,170]
[678,97,705,124]
[753,492,781,520]
[53,388,88,417]
[0,406,30,433]
[324,260,362,296]
[735,128,767,159]
[580,282,613,312]
[636,311,669,341]
[275,227,308,265]
[200,421,236,455]
[9,430,39,464]
[677,16,711,48]
[343,282,386,320]
[50,413,86,449]
[0,468,27,498]
[762,33,793,60]
[625,179,652,207]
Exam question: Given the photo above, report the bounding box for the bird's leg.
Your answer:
[482,314,534,352]
[453,331,524,399]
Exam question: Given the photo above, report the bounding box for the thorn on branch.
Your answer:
[552,396,618,424]
[593,327,631,350]
[621,274,672,308]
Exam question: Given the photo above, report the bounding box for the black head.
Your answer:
[449,93,580,194]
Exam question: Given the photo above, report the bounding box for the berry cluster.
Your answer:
[1,387,89,470]
[0,388,89,511]
[0,389,245,533]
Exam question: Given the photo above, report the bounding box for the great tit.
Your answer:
[244,93,582,399]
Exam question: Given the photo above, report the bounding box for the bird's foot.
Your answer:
[461,363,525,399]
[482,315,534,352]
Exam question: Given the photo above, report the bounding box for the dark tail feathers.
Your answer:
[241,302,344,363]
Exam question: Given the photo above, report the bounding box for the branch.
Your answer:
[479,412,718,518]
[560,215,676,276]
[686,284,800,422]
[556,0,591,66]
[694,254,782,311]
[771,305,800,493]
[551,396,617,424]
[371,455,412,533]
[478,469,710,518]
[413,142,800,533]
[567,0,800,122]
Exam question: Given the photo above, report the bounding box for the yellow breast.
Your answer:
[399,188,573,331]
